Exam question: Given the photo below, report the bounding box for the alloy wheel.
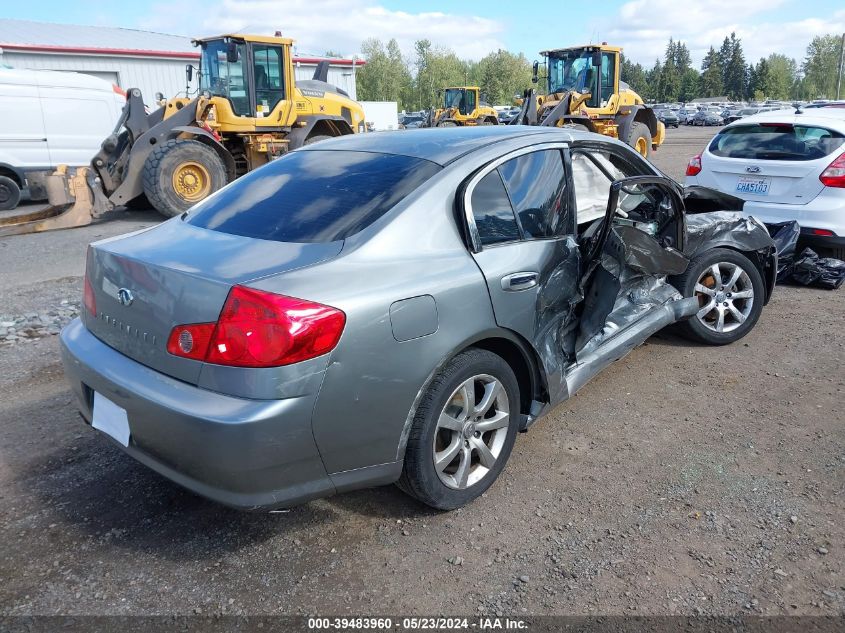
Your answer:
[693,261,755,333]
[433,374,510,490]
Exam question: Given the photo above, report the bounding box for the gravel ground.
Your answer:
[0,126,842,618]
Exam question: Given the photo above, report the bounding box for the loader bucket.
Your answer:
[0,167,97,237]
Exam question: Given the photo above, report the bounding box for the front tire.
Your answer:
[0,175,22,211]
[627,122,652,158]
[142,138,227,218]
[398,349,521,510]
[670,248,765,345]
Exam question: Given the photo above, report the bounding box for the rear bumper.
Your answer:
[59,318,335,510]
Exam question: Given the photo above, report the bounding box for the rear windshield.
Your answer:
[709,124,845,161]
[186,150,441,243]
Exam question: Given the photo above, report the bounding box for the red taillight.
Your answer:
[83,276,97,316]
[167,286,346,368]
[166,323,215,361]
[820,152,845,188]
[809,228,835,237]
[686,154,702,177]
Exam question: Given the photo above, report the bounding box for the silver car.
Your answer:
[60,127,777,511]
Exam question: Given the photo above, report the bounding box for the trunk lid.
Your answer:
[83,220,343,384]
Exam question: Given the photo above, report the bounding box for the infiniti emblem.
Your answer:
[117,288,134,306]
[745,166,761,173]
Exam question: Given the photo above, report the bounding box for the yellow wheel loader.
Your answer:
[510,44,664,158]
[424,87,499,127]
[0,33,366,236]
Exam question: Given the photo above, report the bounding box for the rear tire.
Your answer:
[0,175,22,211]
[142,138,227,218]
[303,134,334,146]
[669,248,765,345]
[398,348,521,510]
[627,122,652,158]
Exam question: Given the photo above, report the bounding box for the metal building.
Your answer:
[0,19,363,106]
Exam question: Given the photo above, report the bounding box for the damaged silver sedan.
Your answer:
[60,126,776,512]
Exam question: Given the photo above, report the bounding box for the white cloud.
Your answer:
[597,0,845,67]
[140,0,505,60]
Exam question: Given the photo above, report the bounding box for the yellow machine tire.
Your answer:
[627,122,652,158]
[142,138,227,218]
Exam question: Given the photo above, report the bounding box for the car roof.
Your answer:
[725,107,845,131]
[299,126,579,166]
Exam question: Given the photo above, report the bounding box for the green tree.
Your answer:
[620,54,648,96]
[470,49,533,105]
[700,46,723,98]
[679,68,701,102]
[413,39,471,111]
[766,54,797,100]
[659,38,681,102]
[803,34,842,99]
[719,33,747,99]
[356,38,413,110]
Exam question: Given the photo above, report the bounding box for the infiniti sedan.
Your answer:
[61,126,776,511]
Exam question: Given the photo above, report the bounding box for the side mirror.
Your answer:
[155,91,165,102]
[592,50,602,67]
[532,61,539,84]
[185,64,193,82]
[226,41,239,64]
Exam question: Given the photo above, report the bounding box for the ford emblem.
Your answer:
[745,166,761,173]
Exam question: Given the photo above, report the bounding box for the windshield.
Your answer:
[547,50,615,108]
[200,39,248,116]
[444,88,475,115]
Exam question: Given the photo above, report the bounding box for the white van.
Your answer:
[0,68,126,210]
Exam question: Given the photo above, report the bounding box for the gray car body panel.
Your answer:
[60,126,777,510]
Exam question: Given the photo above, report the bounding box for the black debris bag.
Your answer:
[765,221,845,290]
[790,249,845,290]
[767,221,800,282]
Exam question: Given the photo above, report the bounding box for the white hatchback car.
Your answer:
[685,108,845,258]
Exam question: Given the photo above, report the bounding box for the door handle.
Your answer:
[501,271,539,291]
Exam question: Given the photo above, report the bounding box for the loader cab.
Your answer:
[443,87,478,116]
[195,34,295,124]
[544,46,620,111]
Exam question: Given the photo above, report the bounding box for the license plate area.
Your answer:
[736,176,771,195]
[92,392,131,447]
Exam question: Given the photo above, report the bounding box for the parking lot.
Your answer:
[0,125,843,617]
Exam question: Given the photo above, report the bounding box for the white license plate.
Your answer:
[92,392,131,447]
[736,176,771,195]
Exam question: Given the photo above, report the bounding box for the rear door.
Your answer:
[701,121,845,205]
[463,144,582,398]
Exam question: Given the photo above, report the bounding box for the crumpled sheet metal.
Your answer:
[533,236,583,403]
[767,221,845,290]
[684,211,775,258]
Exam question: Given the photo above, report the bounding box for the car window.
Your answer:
[470,170,521,246]
[186,150,441,243]
[498,150,570,238]
[709,124,845,161]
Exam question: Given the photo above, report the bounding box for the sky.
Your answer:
[3,0,844,67]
